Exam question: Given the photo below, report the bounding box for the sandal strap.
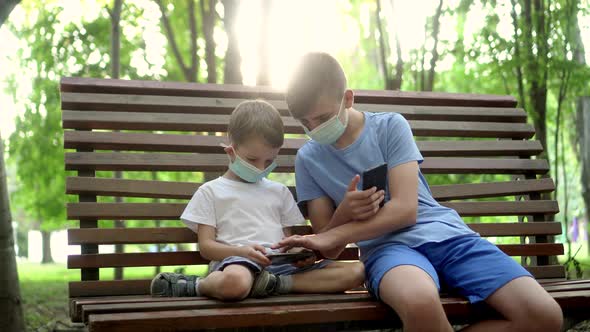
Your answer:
[161,272,197,297]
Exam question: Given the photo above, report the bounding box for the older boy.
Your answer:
[275,52,563,331]
[151,100,364,301]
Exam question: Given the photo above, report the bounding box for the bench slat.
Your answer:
[67,222,562,245]
[66,201,558,220]
[65,153,549,174]
[61,92,527,122]
[67,244,563,269]
[64,131,543,157]
[81,281,590,324]
[62,111,536,138]
[68,265,567,299]
[81,293,373,323]
[86,290,589,331]
[66,177,555,201]
[431,178,554,200]
[60,77,518,107]
[75,277,587,322]
[67,247,361,269]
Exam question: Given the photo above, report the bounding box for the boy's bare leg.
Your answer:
[198,264,254,301]
[290,261,364,293]
[460,276,562,332]
[379,265,453,332]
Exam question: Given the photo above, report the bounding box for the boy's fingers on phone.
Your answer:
[253,252,270,265]
[252,244,267,254]
[347,175,360,192]
[359,187,377,199]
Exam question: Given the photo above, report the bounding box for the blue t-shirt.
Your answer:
[295,111,476,259]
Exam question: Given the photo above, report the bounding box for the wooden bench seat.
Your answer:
[60,77,590,331]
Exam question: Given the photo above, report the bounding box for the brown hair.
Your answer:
[286,52,347,118]
[227,100,284,148]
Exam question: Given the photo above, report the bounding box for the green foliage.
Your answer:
[3,1,589,255]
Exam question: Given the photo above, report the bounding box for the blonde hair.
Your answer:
[286,52,347,118]
[228,100,284,148]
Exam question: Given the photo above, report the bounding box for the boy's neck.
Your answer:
[333,108,364,150]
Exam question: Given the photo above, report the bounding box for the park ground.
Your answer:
[18,257,590,332]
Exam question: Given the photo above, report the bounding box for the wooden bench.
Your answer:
[61,77,590,331]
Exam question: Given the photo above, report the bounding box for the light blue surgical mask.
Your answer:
[303,98,349,145]
[228,149,277,183]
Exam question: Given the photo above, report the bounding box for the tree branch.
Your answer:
[188,0,198,82]
[155,0,190,80]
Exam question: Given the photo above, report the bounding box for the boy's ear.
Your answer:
[222,144,235,157]
[344,89,355,109]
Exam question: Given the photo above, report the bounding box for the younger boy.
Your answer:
[275,52,563,331]
[151,100,364,301]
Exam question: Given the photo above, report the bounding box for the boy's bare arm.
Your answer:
[305,197,348,257]
[276,162,419,258]
[198,224,271,265]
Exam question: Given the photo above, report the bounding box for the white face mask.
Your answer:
[302,98,349,145]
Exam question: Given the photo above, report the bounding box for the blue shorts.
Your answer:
[209,256,333,276]
[363,235,532,303]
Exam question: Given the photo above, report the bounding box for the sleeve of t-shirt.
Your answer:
[280,185,306,227]
[386,113,424,168]
[180,186,216,233]
[294,151,326,203]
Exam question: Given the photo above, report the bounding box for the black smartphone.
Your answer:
[266,251,315,265]
[361,163,387,207]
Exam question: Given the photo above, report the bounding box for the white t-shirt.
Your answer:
[180,176,305,248]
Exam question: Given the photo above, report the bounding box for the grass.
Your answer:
[17,262,208,331]
[16,255,590,331]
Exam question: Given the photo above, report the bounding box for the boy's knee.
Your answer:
[218,270,252,300]
[350,262,365,286]
[391,284,442,321]
[518,299,563,332]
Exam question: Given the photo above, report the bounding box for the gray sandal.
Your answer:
[150,272,199,297]
[249,270,277,298]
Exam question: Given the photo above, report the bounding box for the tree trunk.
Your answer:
[570,0,590,255]
[0,0,20,27]
[41,229,53,264]
[222,0,242,84]
[0,134,26,332]
[201,0,217,83]
[424,0,443,92]
[392,20,403,90]
[110,0,124,281]
[188,0,198,82]
[523,0,549,160]
[375,0,393,90]
[256,0,271,86]
[510,0,526,109]
[578,97,590,255]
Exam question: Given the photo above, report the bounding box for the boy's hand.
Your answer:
[272,233,340,258]
[338,175,385,221]
[237,244,271,267]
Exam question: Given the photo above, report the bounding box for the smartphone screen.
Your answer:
[361,163,387,207]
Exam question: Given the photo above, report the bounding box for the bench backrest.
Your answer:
[61,77,563,298]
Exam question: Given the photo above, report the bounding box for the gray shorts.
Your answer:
[208,256,333,276]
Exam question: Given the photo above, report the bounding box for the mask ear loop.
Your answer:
[220,142,233,163]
